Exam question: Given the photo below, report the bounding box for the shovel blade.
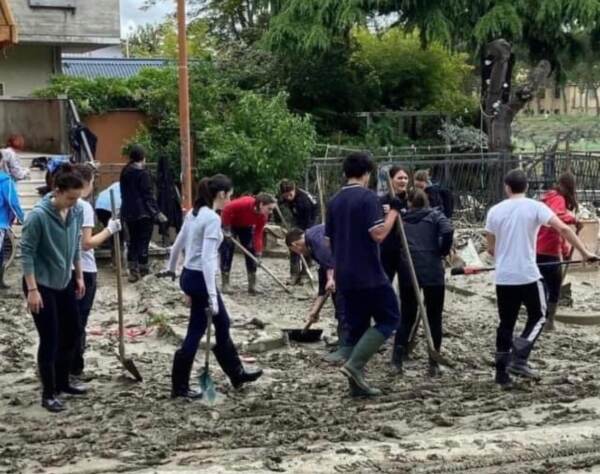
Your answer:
[428,349,454,368]
[122,357,143,382]
[199,369,217,404]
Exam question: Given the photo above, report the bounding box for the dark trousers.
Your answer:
[496,281,547,352]
[394,284,445,351]
[382,252,402,288]
[537,254,562,305]
[0,228,5,269]
[71,272,97,375]
[126,217,153,266]
[219,226,257,274]
[179,268,232,359]
[341,284,400,344]
[23,279,80,399]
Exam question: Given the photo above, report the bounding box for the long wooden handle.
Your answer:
[230,236,292,294]
[303,290,331,331]
[110,189,125,358]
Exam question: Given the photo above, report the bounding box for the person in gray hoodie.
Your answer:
[21,163,87,413]
[391,189,454,377]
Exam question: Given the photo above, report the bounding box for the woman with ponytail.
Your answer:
[536,171,580,331]
[162,175,263,399]
[21,163,87,412]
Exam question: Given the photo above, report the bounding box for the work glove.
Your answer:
[106,218,122,235]
[156,212,169,224]
[156,270,176,281]
[389,197,405,213]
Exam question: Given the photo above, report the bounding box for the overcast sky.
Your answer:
[120,0,174,37]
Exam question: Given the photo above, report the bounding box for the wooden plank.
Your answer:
[0,0,17,43]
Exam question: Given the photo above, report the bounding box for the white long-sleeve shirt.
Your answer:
[167,207,223,311]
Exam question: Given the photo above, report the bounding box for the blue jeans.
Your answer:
[219,226,257,274]
[340,284,400,344]
[72,272,97,375]
[179,268,232,359]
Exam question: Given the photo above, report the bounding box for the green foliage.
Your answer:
[353,29,476,115]
[199,92,316,194]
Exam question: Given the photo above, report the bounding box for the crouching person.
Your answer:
[286,224,350,363]
[166,175,263,398]
[21,164,87,412]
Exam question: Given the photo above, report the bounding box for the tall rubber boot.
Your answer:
[248,272,262,295]
[340,328,386,397]
[221,272,233,294]
[324,318,353,364]
[171,350,202,399]
[495,351,512,387]
[213,338,263,389]
[0,267,9,289]
[546,303,557,331]
[391,345,404,375]
[139,263,150,277]
[128,263,140,283]
[428,357,442,378]
[509,336,540,379]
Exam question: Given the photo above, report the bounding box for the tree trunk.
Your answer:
[594,87,600,117]
[561,86,568,114]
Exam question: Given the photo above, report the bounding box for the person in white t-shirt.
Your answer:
[160,174,263,399]
[485,169,596,387]
[71,165,121,380]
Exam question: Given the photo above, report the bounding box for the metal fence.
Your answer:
[305,151,600,226]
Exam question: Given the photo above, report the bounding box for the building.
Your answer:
[0,0,120,96]
[526,84,600,116]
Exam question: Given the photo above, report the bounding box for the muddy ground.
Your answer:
[1,255,600,474]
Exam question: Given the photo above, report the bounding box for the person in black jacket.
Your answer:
[392,189,454,377]
[379,166,410,287]
[120,145,167,282]
[278,179,319,284]
[414,169,454,219]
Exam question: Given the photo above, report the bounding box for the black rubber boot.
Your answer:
[128,264,140,283]
[340,328,386,397]
[139,264,150,277]
[391,345,404,375]
[428,357,442,378]
[247,272,262,295]
[221,272,233,294]
[171,350,202,399]
[212,338,263,389]
[509,337,540,380]
[0,267,9,289]
[495,351,512,387]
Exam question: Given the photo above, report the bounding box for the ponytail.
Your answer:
[192,174,232,216]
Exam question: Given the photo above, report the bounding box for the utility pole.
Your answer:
[177,0,192,211]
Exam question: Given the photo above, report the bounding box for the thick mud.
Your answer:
[1,256,600,473]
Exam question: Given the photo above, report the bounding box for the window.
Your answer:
[29,0,76,8]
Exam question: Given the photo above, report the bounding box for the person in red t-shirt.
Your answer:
[220,193,277,294]
[536,172,579,331]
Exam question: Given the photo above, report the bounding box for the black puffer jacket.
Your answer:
[279,188,319,230]
[398,207,454,287]
[379,192,409,263]
[120,163,160,222]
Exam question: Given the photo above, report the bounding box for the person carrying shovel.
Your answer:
[326,152,403,397]
[485,169,597,387]
[164,174,263,399]
[285,224,350,363]
[219,193,277,295]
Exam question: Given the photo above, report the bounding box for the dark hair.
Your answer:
[193,174,232,216]
[557,171,578,212]
[504,169,528,194]
[74,163,95,184]
[414,169,429,183]
[129,144,145,163]
[285,228,305,247]
[53,163,84,191]
[389,166,409,180]
[279,179,296,195]
[255,192,277,208]
[408,189,429,209]
[343,152,374,179]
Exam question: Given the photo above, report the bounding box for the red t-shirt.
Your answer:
[221,196,268,253]
[536,190,576,257]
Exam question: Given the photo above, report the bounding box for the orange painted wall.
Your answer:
[84,109,146,190]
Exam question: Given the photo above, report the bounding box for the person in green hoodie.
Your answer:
[21,163,87,413]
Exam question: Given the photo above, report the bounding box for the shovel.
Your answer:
[110,190,143,382]
[199,307,217,404]
[229,236,292,294]
[283,290,331,343]
[386,177,453,368]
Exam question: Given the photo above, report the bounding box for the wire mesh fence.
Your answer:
[306,151,600,226]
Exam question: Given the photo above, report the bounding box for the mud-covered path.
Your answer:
[1,257,600,473]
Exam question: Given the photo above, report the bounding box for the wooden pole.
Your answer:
[177,0,193,211]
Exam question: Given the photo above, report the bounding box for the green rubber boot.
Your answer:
[323,345,354,364]
[221,272,233,294]
[340,328,386,397]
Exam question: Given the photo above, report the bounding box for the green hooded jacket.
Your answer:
[21,194,83,290]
